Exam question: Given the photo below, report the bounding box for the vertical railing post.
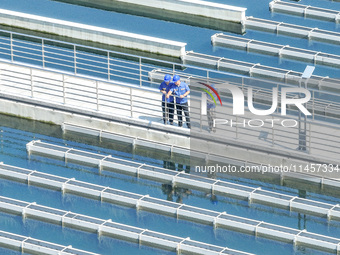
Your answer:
[42,39,45,68]
[30,68,34,98]
[308,122,312,154]
[235,116,238,139]
[96,81,99,111]
[74,45,77,75]
[277,84,280,114]
[10,33,13,63]
[272,116,275,146]
[130,87,133,118]
[165,98,168,124]
[107,51,110,81]
[139,57,142,87]
[312,90,315,120]
[200,99,202,132]
[63,74,66,104]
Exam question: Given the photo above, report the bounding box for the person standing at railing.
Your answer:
[159,74,174,125]
[206,84,217,133]
[166,75,191,129]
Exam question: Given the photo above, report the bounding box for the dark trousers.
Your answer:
[162,102,174,123]
[207,108,216,131]
[176,102,190,127]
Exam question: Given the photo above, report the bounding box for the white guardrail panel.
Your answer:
[25,141,340,221]
[0,230,100,255]
[2,162,340,252]
[0,195,254,255]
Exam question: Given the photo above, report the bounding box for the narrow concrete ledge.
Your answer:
[57,0,246,24]
[51,0,245,34]
[111,0,246,23]
[0,8,186,58]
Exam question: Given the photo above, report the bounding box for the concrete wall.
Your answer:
[0,9,186,58]
[106,0,247,23]
[50,0,245,34]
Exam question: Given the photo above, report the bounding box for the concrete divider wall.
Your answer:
[111,0,247,23]
[0,8,186,58]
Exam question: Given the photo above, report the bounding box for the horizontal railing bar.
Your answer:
[2,26,338,97]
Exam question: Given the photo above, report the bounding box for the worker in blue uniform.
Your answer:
[159,74,174,125]
[166,75,191,128]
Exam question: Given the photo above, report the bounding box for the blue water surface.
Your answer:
[0,0,340,254]
[0,118,338,255]
[2,0,340,79]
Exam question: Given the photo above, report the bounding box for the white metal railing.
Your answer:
[61,122,340,190]
[1,56,340,160]
[0,29,340,159]
[1,28,340,116]
[0,229,100,255]
[25,140,340,218]
[212,33,340,68]
[269,0,340,22]
[0,194,253,255]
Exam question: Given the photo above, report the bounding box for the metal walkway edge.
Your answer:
[61,123,189,156]
[0,195,253,255]
[62,122,340,191]
[1,162,340,252]
[211,33,340,68]
[26,140,340,221]
[183,51,340,93]
[0,229,100,255]
[245,16,340,44]
[269,0,340,22]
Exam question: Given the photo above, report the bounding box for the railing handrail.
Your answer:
[1,57,339,130]
[3,27,340,96]
[0,28,340,161]
[1,59,340,163]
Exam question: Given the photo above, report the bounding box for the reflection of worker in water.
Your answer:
[163,161,190,173]
[208,193,218,205]
[161,183,192,203]
[162,160,191,203]
[206,163,218,205]
[298,189,307,230]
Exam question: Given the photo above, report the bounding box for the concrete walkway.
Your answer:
[0,61,339,176]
